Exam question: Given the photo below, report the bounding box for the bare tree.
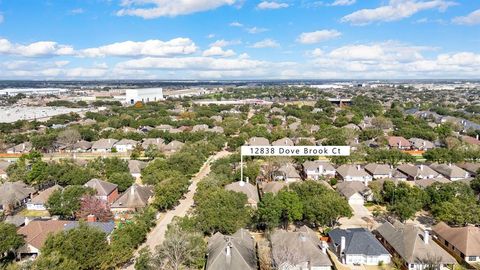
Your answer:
[152,222,205,270]
[56,128,81,146]
[272,239,306,270]
[258,239,273,270]
[416,253,443,270]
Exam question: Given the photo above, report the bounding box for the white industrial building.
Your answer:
[125,88,164,105]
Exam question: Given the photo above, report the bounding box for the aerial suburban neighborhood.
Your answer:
[1,0,480,269]
[0,81,479,270]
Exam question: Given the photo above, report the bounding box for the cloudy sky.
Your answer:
[0,0,479,80]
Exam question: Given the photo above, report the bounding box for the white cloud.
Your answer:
[80,38,197,57]
[117,0,239,18]
[70,8,85,14]
[207,34,216,39]
[0,39,75,57]
[210,39,241,47]
[257,1,289,10]
[330,0,355,6]
[229,21,243,27]
[453,9,480,25]
[250,38,280,48]
[341,0,456,25]
[297,29,341,44]
[202,46,236,57]
[246,26,269,34]
[0,13,4,24]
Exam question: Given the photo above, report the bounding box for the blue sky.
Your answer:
[0,0,479,80]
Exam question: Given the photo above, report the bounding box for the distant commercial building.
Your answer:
[0,88,68,96]
[125,88,164,105]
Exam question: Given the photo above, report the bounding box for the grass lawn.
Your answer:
[18,209,50,217]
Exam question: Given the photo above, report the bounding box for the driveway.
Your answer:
[338,203,377,229]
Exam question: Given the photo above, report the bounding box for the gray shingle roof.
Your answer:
[0,181,35,206]
[111,184,153,209]
[225,181,259,204]
[271,226,332,268]
[376,221,456,264]
[206,229,257,270]
[84,179,117,196]
[329,228,390,256]
[64,221,115,235]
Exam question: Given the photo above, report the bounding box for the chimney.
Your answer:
[239,179,245,187]
[156,138,160,143]
[340,236,346,253]
[300,233,307,242]
[420,164,424,171]
[423,230,430,244]
[357,165,361,170]
[87,214,97,222]
[225,239,232,267]
[318,165,324,174]
[321,241,328,254]
[477,134,479,140]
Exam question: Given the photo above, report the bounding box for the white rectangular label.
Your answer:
[241,146,350,156]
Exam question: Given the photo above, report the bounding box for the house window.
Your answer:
[468,256,476,261]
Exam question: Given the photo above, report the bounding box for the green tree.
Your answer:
[194,188,251,235]
[46,186,92,218]
[0,222,24,256]
[291,181,352,227]
[30,251,81,270]
[41,223,109,270]
[108,172,134,192]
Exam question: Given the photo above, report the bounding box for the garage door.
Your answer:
[349,196,364,205]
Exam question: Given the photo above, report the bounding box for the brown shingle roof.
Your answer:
[18,220,71,249]
[84,179,117,196]
[433,222,480,256]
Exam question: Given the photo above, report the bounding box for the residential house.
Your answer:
[271,226,332,270]
[288,122,301,131]
[128,160,147,179]
[409,138,435,151]
[64,219,115,236]
[272,137,294,146]
[111,184,153,214]
[375,221,456,270]
[247,137,270,146]
[210,115,223,123]
[329,228,391,265]
[261,181,287,195]
[225,180,260,208]
[84,179,119,204]
[71,140,92,152]
[303,161,336,180]
[17,220,71,258]
[364,163,393,179]
[387,136,411,150]
[336,165,373,183]
[462,135,480,146]
[414,177,451,189]
[397,164,440,180]
[276,163,302,183]
[192,124,209,132]
[156,124,174,132]
[206,229,257,270]
[433,222,480,264]
[294,137,316,145]
[457,163,480,177]
[26,185,62,211]
[210,126,224,133]
[91,139,118,153]
[163,140,185,152]
[115,139,138,152]
[0,181,35,212]
[7,142,32,154]
[141,138,165,150]
[429,163,470,181]
[336,182,372,206]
